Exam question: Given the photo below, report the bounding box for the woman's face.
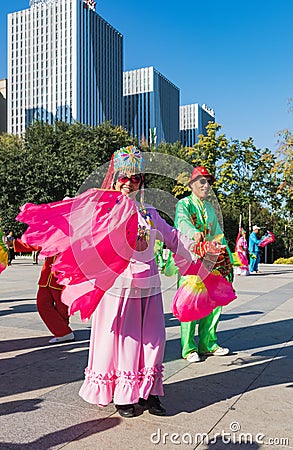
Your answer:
[114,172,142,198]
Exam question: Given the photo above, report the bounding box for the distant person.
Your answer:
[154,240,165,271]
[13,238,41,263]
[6,231,15,266]
[174,166,233,363]
[234,229,250,276]
[249,225,262,273]
[36,256,74,344]
[0,229,9,274]
[32,249,41,265]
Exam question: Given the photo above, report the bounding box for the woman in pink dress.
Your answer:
[234,229,250,276]
[17,146,235,418]
[78,146,206,417]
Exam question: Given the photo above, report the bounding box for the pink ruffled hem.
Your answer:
[79,365,164,406]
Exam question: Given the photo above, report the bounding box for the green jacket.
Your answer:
[175,193,232,262]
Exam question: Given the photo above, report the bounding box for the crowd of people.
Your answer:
[1,145,274,418]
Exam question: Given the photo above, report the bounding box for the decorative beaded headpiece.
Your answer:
[113,146,146,174]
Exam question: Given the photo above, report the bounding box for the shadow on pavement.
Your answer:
[220,311,263,321]
[0,303,37,317]
[205,436,261,449]
[0,318,292,418]
[0,299,36,304]
[164,312,180,328]
[0,329,90,353]
[164,311,265,330]
[0,399,43,416]
[250,270,293,276]
[164,318,293,362]
[0,418,121,449]
[0,330,91,399]
[163,347,292,416]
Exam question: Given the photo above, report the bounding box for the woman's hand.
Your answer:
[193,240,225,258]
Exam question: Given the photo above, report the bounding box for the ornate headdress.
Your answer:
[113,146,146,174]
[101,146,146,189]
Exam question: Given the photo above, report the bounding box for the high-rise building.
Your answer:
[8,0,123,135]
[180,103,215,147]
[0,79,7,133]
[123,67,179,147]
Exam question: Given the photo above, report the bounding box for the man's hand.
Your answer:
[203,248,232,276]
[193,240,225,258]
[196,241,230,273]
[205,241,225,255]
[194,232,205,243]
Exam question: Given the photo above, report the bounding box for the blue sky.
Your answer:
[1,0,292,151]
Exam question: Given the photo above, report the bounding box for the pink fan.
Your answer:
[171,254,237,322]
[259,231,275,248]
[172,271,236,322]
[171,255,237,322]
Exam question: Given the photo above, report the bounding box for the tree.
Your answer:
[216,137,278,228]
[187,122,228,172]
[0,133,28,234]
[270,127,293,257]
[172,123,279,249]
[274,128,293,207]
[173,122,229,198]
[0,121,135,233]
[142,141,190,224]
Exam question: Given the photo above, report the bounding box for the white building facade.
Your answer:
[180,103,215,147]
[8,0,123,135]
[123,67,179,146]
[0,79,7,133]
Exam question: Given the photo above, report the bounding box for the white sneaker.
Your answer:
[49,332,75,344]
[203,346,230,356]
[186,351,201,363]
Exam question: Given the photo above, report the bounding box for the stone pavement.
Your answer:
[0,258,292,449]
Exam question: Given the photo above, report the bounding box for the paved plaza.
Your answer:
[0,258,292,449]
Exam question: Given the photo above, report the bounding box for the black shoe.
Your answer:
[138,395,166,416]
[115,404,135,418]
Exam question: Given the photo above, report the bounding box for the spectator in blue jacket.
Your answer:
[249,225,262,273]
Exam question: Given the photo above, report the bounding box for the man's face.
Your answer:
[190,176,212,200]
[254,228,259,234]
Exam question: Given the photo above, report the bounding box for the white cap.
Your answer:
[252,225,260,231]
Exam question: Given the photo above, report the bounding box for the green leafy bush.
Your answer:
[273,257,293,264]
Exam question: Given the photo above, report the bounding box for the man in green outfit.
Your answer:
[174,166,233,363]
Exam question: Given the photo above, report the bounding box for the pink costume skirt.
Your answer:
[79,286,165,406]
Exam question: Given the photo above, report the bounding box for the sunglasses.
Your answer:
[117,173,142,184]
[196,177,212,185]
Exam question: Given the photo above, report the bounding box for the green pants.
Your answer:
[181,306,222,358]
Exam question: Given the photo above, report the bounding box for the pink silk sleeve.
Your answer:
[16,189,138,320]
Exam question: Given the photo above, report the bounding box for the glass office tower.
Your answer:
[123,66,180,146]
[180,103,215,147]
[8,0,123,134]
